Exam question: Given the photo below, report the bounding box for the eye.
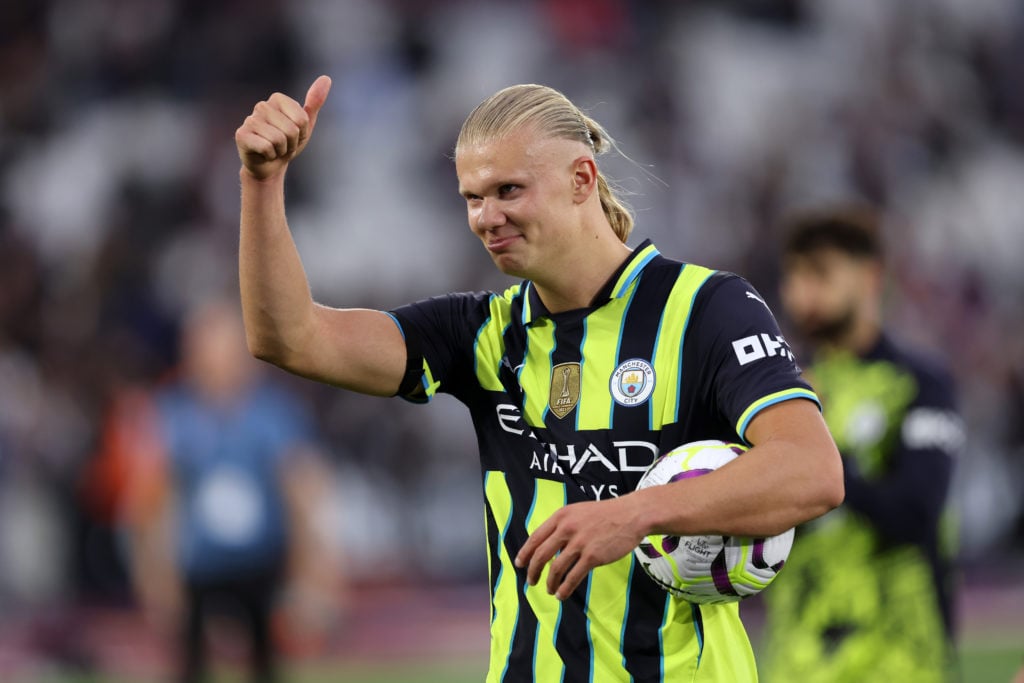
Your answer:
[498,184,519,197]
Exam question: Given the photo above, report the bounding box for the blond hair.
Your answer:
[456,84,634,242]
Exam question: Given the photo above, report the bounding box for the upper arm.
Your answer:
[746,398,846,510]
[275,305,408,396]
[746,398,841,469]
[686,273,844,511]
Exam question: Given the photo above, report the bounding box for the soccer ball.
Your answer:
[633,439,794,604]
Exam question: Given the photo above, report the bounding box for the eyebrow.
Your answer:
[459,174,528,199]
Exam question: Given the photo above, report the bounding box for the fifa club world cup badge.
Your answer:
[610,359,656,407]
[548,362,581,419]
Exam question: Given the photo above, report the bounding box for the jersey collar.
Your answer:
[521,240,660,325]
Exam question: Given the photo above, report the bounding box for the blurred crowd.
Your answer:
[1,0,1023,663]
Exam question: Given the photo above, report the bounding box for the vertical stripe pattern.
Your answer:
[484,472,518,682]
[524,479,568,682]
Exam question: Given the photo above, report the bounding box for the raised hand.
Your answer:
[235,75,332,181]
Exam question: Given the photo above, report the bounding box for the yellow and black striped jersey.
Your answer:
[389,240,819,682]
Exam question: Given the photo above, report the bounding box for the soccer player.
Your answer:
[235,76,844,681]
[760,206,963,682]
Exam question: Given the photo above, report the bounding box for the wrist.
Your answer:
[240,165,287,185]
[626,486,667,538]
[631,482,692,537]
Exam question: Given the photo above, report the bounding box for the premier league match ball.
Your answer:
[633,440,794,604]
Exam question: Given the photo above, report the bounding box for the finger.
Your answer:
[266,92,310,131]
[526,532,567,587]
[555,556,591,601]
[236,125,283,162]
[545,547,580,596]
[253,102,303,156]
[244,115,293,159]
[515,519,549,569]
[303,75,332,135]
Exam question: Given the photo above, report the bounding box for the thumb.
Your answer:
[303,75,332,132]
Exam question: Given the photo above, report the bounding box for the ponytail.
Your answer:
[582,113,633,242]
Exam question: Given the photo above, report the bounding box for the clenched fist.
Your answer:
[235,75,332,181]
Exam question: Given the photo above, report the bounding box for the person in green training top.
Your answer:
[235,76,844,682]
[761,206,963,683]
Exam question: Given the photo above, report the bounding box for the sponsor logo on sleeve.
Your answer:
[732,333,795,365]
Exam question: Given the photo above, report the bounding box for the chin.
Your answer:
[490,253,528,278]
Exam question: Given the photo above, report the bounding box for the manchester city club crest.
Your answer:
[610,358,656,406]
[548,362,581,419]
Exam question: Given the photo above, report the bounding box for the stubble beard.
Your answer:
[800,304,858,348]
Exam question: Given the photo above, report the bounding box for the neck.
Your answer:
[532,230,632,313]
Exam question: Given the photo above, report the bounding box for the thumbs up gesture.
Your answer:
[235,75,332,181]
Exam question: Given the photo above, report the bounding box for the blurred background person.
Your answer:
[759,206,963,682]
[124,297,342,683]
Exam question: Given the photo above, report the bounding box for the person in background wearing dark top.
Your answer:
[126,298,339,683]
[760,206,964,683]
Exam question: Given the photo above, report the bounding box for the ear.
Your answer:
[570,156,598,204]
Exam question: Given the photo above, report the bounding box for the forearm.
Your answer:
[637,442,838,538]
[238,168,318,367]
[637,402,844,538]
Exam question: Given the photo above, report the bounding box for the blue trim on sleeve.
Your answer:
[737,389,821,444]
[383,311,405,339]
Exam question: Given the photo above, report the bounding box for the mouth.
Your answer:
[485,234,522,253]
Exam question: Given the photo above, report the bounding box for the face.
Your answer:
[780,247,878,345]
[455,127,591,279]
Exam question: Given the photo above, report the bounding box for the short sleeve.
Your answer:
[389,291,493,403]
[688,273,819,442]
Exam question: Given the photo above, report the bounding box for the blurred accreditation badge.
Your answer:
[549,362,581,419]
[195,465,265,545]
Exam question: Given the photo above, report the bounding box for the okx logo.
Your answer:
[732,333,795,366]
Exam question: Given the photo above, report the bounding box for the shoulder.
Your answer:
[635,254,726,304]
[390,289,504,339]
[686,269,778,324]
[694,269,761,303]
[394,289,503,319]
[639,256,761,308]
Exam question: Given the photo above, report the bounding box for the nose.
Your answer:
[472,197,506,234]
